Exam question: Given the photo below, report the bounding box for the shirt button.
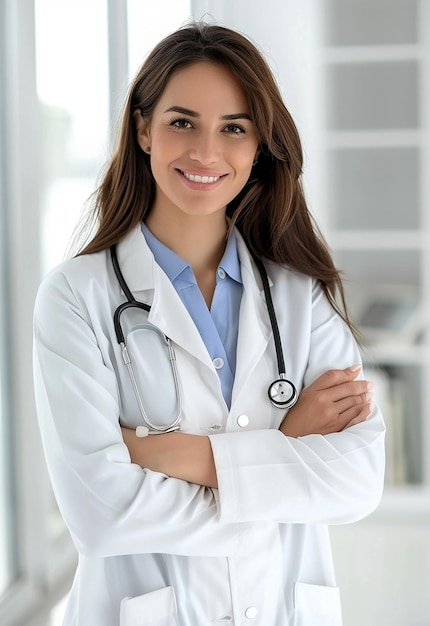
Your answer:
[213,357,224,370]
[245,606,258,619]
[217,267,226,279]
[237,414,249,428]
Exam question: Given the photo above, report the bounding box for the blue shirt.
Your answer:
[141,223,243,408]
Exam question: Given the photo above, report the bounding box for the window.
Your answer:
[35,0,110,273]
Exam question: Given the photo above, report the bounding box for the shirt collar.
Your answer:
[219,228,242,284]
[141,222,242,285]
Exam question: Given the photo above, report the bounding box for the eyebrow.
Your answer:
[164,105,252,121]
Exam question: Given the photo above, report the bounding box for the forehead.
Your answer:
[155,61,250,114]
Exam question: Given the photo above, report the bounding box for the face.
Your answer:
[135,61,259,224]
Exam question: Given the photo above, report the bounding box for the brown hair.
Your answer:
[77,22,356,335]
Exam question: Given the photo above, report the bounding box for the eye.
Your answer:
[170,117,193,129]
[223,124,247,135]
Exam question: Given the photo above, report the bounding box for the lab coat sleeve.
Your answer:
[33,269,242,559]
[209,280,386,525]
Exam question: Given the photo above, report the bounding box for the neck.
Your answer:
[145,212,229,275]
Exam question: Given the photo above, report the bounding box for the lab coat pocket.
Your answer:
[120,586,180,626]
[294,582,342,626]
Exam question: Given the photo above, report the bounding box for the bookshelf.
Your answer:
[319,0,430,515]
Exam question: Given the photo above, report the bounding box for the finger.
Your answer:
[334,390,373,415]
[308,365,362,392]
[307,380,371,407]
[344,364,363,379]
[340,401,374,429]
[329,379,373,403]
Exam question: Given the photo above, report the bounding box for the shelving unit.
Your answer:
[319,0,430,516]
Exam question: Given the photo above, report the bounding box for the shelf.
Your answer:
[322,44,422,64]
[364,344,428,365]
[324,129,423,149]
[326,230,425,250]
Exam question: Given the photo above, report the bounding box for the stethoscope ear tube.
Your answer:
[113,300,151,344]
[111,246,135,302]
[252,253,298,410]
[111,246,151,343]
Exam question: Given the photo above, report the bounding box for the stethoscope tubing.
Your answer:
[251,253,286,376]
[251,253,298,409]
[111,246,183,433]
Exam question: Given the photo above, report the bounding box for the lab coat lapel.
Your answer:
[233,233,272,399]
[116,226,213,368]
[148,264,214,368]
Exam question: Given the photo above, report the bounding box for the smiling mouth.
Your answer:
[179,170,225,184]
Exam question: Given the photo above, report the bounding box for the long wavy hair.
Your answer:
[76,22,356,335]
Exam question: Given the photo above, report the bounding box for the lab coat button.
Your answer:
[213,357,224,369]
[237,414,249,427]
[217,267,226,279]
[245,606,258,619]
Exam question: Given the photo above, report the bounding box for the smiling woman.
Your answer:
[33,21,385,626]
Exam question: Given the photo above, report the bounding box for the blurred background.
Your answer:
[1,0,429,624]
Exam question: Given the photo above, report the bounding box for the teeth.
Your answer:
[182,171,221,183]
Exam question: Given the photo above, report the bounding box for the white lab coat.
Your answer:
[33,225,385,626]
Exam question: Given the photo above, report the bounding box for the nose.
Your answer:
[188,129,222,164]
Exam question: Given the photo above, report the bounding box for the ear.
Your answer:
[253,149,261,166]
[133,110,151,152]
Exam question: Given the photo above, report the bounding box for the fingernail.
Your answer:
[349,364,361,372]
[366,381,375,390]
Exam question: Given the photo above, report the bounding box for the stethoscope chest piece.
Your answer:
[268,375,298,409]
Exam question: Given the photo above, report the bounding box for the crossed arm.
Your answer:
[121,365,374,489]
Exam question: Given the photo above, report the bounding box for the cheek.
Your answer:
[149,140,180,180]
[234,154,255,180]
[233,141,259,169]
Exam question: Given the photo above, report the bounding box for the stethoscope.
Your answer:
[111,245,298,436]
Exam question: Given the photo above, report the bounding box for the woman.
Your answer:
[33,22,385,626]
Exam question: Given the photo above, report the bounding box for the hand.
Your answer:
[279,366,374,438]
